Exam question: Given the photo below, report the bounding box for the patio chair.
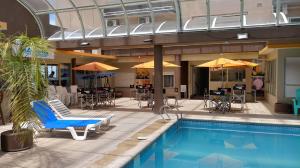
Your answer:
[47,99,113,127]
[70,85,78,105]
[48,85,58,100]
[31,100,103,140]
[293,88,300,115]
[56,86,71,106]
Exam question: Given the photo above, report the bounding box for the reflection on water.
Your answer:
[124,122,300,168]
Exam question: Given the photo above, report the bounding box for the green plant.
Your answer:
[0,34,50,132]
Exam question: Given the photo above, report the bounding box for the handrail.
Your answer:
[159,96,182,120]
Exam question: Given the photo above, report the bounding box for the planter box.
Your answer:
[274,103,293,114]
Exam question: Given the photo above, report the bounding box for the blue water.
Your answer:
[124,119,300,168]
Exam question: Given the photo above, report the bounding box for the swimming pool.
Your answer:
[123,119,300,168]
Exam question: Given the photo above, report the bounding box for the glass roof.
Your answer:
[17,0,300,40]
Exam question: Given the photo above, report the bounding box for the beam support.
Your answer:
[16,0,45,38]
[71,58,76,85]
[174,0,182,32]
[153,45,164,113]
[92,0,107,37]
[41,0,65,40]
[68,0,86,39]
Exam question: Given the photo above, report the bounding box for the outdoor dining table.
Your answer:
[208,89,232,113]
[79,88,115,109]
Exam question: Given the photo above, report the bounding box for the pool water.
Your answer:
[124,119,300,168]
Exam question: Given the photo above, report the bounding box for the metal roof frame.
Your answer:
[16,0,295,40]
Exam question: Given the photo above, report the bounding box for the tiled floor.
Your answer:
[0,98,299,168]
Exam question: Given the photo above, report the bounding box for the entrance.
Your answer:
[191,67,209,99]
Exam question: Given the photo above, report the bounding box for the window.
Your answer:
[265,60,276,96]
[106,19,119,27]
[139,16,151,24]
[285,57,300,97]
[228,68,245,82]
[164,75,174,88]
[210,69,226,81]
[49,13,56,26]
[43,64,59,86]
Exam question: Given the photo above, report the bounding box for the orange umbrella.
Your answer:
[131,60,180,69]
[73,62,119,71]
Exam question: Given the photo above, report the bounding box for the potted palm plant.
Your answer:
[0,34,50,152]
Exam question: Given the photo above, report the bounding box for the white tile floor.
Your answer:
[0,98,299,168]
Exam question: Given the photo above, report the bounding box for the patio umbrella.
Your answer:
[196,58,244,87]
[73,62,118,89]
[236,60,258,67]
[131,60,180,69]
[73,62,119,71]
[196,58,244,68]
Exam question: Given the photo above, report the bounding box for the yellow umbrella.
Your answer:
[196,58,244,87]
[131,60,180,69]
[73,62,119,71]
[236,60,258,67]
[196,58,244,68]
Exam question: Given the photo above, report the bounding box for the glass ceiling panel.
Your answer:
[96,0,122,6]
[48,31,63,40]
[22,0,49,12]
[210,0,241,29]
[72,0,95,8]
[38,12,62,39]
[48,0,73,10]
[279,0,300,25]
[151,0,176,33]
[57,11,83,39]
[132,23,153,34]
[79,9,103,37]
[87,28,103,38]
[17,0,300,41]
[244,0,276,26]
[181,0,207,30]
[67,29,82,39]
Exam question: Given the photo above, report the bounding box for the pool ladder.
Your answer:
[159,104,182,120]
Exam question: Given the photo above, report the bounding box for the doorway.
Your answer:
[192,67,209,99]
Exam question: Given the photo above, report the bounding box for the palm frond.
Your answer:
[0,34,50,132]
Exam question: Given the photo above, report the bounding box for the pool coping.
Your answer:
[96,114,300,168]
[88,118,177,168]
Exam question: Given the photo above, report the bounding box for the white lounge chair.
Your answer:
[31,100,103,140]
[47,99,113,127]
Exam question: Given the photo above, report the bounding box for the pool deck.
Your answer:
[0,98,300,168]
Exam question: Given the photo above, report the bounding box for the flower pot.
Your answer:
[274,103,293,114]
[1,129,33,152]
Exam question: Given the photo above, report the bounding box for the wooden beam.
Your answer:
[259,43,300,55]
[55,50,117,59]
[267,43,300,49]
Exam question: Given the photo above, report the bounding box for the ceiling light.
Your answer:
[143,39,153,43]
[237,33,248,40]
[80,42,90,46]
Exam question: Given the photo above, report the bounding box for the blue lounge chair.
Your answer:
[293,88,300,115]
[48,99,113,127]
[31,100,102,140]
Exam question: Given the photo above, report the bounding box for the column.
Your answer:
[154,45,163,113]
[71,58,76,85]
